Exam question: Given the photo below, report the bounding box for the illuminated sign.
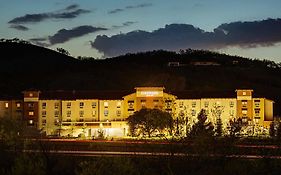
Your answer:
[138,91,162,97]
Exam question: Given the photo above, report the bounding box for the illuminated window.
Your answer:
[254,100,260,107]
[42,119,46,125]
[117,110,121,116]
[191,102,196,108]
[242,91,246,95]
[229,101,234,107]
[16,103,21,108]
[67,102,71,108]
[242,100,247,106]
[54,111,59,117]
[242,110,247,115]
[191,110,196,116]
[128,100,134,108]
[54,102,59,109]
[79,102,84,108]
[255,109,260,115]
[79,111,84,117]
[92,110,96,116]
[42,102,46,109]
[28,111,34,116]
[67,111,71,117]
[29,93,33,97]
[104,110,109,116]
[104,102,109,108]
[204,102,209,108]
[29,120,33,125]
[92,102,97,108]
[117,102,121,108]
[165,100,172,108]
[5,102,8,108]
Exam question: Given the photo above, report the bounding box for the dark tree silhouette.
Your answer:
[127,108,173,138]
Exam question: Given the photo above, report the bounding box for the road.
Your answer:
[22,149,281,159]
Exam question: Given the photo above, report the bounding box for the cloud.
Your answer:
[8,4,90,24]
[29,25,107,46]
[9,24,29,31]
[108,3,152,14]
[49,25,107,45]
[91,18,281,57]
[112,21,137,29]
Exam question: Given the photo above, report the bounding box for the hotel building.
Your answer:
[0,87,274,137]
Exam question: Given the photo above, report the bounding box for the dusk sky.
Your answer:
[1,0,281,62]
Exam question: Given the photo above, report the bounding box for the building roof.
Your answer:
[39,90,134,100]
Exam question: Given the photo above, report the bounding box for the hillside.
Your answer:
[0,40,281,114]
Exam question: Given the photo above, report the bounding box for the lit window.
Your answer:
[42,102,46,109]
[29,93,33,97]
[104,102,109,107]
[79,111,84,117]
[54,102,59,109]
[92,110,96,116]
[192,102,196,108]
[191,110,196,116]
[229,101,234,107]
[29,120,33,125]
[67,111,71,117]
[242,91,246,95]
[128,100,134,108]
[5,102,8,108]
[54,111,59,117]
[67,102,71,108]
[92,102,97,108]
[42,119,46,125]
[242,100,247,106]
[117,110,121,116]
[79,102,84,108]
[28,111,34,116]
[117,101,121,108]
[16,103,21,108]
[242,110,247,115]
[204,102,209,108]
[104,110,109,116]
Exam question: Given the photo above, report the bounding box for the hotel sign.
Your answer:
[137,91,163,97]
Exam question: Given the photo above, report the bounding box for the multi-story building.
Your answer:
[0,87,274,137]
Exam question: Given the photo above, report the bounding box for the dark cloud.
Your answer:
[91,18,281,57]
[9,24,29,31]
[108,8,124,14]
[49,25,107,45]
[8,4,90,24]
[112,21,137,29]
[108,3,152,14]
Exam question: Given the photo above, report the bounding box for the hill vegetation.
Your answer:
[1,39,281,114]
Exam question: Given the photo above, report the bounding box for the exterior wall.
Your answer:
[39,100,61,135]
[0,88,275,137]
[200,98,236,129]
[175,99,201,125]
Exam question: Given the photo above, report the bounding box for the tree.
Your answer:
[188,109,214,139]
[56,47,70,56]
[269,121,276,137]
[211,104,224,137]
[228,118,242,137]
[127,108,173,138]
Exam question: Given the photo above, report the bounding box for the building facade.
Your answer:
[0,87,274,137]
